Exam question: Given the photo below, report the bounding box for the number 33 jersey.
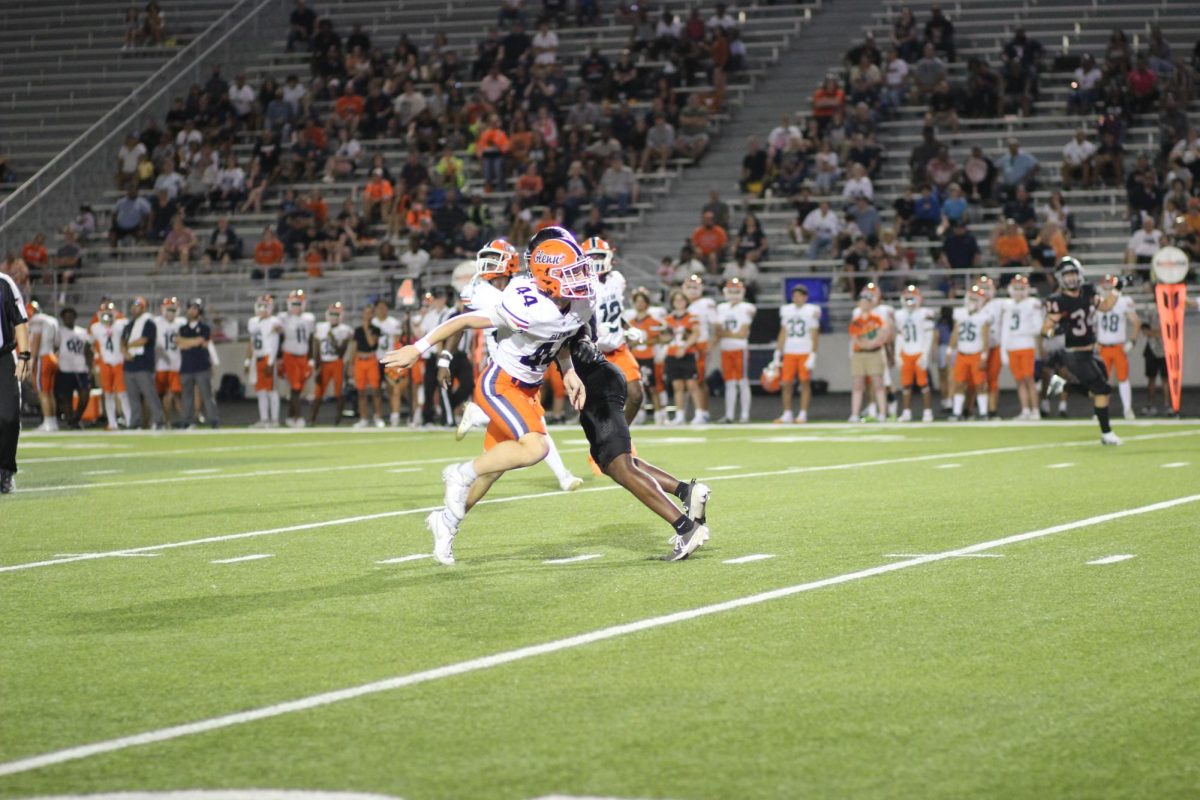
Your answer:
[488,275,594,385]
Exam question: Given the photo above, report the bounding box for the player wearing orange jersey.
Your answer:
[624,287,666,424]
[661,289,704,425]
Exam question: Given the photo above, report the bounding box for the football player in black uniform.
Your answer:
[568,330,712,560]
[1042,257,1123,445]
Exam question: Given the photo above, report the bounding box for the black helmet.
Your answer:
[1056,257,1083,290]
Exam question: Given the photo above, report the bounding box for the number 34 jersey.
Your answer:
[489,275,593,385]
[1045,284,1098,348]
[593,270,627,354]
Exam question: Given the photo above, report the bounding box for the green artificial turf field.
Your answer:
[2,421,1199,800]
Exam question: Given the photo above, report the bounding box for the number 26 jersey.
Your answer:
[488,275,593,385]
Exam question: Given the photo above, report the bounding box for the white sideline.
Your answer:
[3,429,1197,575]
[1,492,1197,778]
[543,554,603,564]
[1087,554,1136,565]
[210,554,273,564]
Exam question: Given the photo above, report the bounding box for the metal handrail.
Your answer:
[0,0,280,244]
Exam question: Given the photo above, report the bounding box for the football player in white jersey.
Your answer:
[452,239,582,493]
[309,302,354,425]
[772,284,821,423]
[90,303,132,430]
[1095,274,1140,419]
[999,275,1044,419]
[584,237,645,423]
[892,285,937,422]
[713,278,756,423]
[246,294,284,427]
[279,289,316,427]
[370,299,405,426]
[383,227,593,564]
[54,307,92,430]
[977,275,1005,417]
[154,297,185,425]
[949,285,992,420]
[27,300,60,431]
[681,274,715,424]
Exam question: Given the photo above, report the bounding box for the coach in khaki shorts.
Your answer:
[848,290,889,420]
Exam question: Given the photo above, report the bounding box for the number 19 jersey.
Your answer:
[488,275,593,385]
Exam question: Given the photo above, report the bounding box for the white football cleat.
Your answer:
[374,418,387,428]
[456,400,488,441]
[1047,374,1067,397]
[1100,431,1122,446]
[1123,408,1136,420]
[921,409,934,422]
[898,409,912,422]
[560,475,583,492]
[426,510,457,565]
[441,463,473,520]
[684,480,711,524]
[668,524,710,561]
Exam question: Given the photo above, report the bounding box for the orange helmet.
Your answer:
[862,281,882,305]
[475,239,519,280]
[527,230,594,300]
[583,236,615,274]
[966,284,987,312]
[326,301,344,323]
[760,361,782,393]
[722,277,746,303]
[901,284,922,307]
[682,274,705,301]
[98,301,116,325]
[1008,274,1030,300]
[255,294,275,316]
[976,274,996,299]
[161,296,179,319]
[287,289,306,313]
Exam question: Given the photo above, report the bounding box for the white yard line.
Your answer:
[2,492,1196,779]
[1161,462,1190,468]
[210,554,273,564]
[81,469,123,476]
[1046,463,1075,469]
[385,468,422,474]
[542,554,603,565]
[709,465,742,471]
[722,554,775,564]
[884,553,1005,559]
[4,429,1197,575]
[375,554,431,564]
[934,463,962,469]
[180,468,221,475]
[1087,554,1136,565]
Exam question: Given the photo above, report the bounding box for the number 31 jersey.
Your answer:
[593,270,627,353]
[488,275,593,385]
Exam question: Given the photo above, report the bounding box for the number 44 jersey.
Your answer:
[489,275,594,385]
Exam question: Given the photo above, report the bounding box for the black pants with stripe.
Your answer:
[0,354,20,473]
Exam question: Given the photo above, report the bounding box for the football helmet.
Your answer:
[326,301,344,323]
[682,274,705,301]
[759,361,782,393]
[901,284,922,307]
[255,294,275,316]
[161,296,179,320]
[98,301,115,326]
[976,275,996,300]
[130,296,148,315]
[861,281,881,305]
[527,230,594,300]
[475,239,519,280]
[1056,256,1084,291]
[287,289,306,313]
[723,278,746,303]
[966,284,987,312]
[1008,274,1030,300]
[583,236,615,274]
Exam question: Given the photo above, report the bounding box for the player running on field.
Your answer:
[999,274,1044,420]
[713,277,756,423]
[452,239,582,493]
[246,294,283,427]
[892,285,937,422]
[1094,274,1139,419]
[771,284,821,424]
[383,227,594,564]
[309,302,353,425]
[949,284,991,421]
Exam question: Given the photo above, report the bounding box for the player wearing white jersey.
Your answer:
[90,303,132,430]
[999,275,1044,419]
[368,300,405,427]
[713,278,756,423]
[383,227,594,564]
[27,301,60,430]
[309,302,353,425]
[949,285,992,420]
[772,284,822,423]
[892,285,937,422]
[584,237,645,424]
[54,307,92,430]
[279,290,316,427]
[246,294,284,427]
[1095,274,1140,418]
[154,297,185,424]
[977,275,1004,417]
[682,274,715,423]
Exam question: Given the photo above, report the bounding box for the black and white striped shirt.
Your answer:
[0,272,29,354]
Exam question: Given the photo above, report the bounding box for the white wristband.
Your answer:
[413,336,433,355]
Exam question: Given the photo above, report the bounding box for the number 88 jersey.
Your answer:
[489,275,594,385]
[592,270,627,354]
[1046,284,1098,348]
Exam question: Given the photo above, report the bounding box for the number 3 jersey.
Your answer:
[952,306,991,355]
[488,275,593,385]
[593,270,627,354]
[779,301,822,355]
[1045,284,1098,348]
[1000,297,1044,351]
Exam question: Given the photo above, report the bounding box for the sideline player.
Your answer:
[681,274,714,424]
[54,307,92,429]
[246,294,283,427]
[453,239,582,492]
[350,305,384,428]
[949,285,991,421]
[624,287,666,425]
[154,297,185,425]
[279,289,316,427]
[999,275,1043,419]
[309,301,353,425]
[892,285,936,422]
[585,237,645,422]
[1042,257,1123,444]
[90,302,131,430]
[772,284,821,424]
[977,275,1004,417]
[1095,274,1139,419]
[27,300,60,431]
[383,227,593,564]
[371,299,406,427]
[663,289,704,425]
[713,278,755,423]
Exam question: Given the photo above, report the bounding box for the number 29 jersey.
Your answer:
[592,270,627,353]
[488,275,593,385]
[1045,284,1098,348]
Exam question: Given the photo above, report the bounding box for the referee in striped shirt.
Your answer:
[1,271,32,494]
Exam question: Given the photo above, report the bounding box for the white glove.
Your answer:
[624,327,647,346]
[917,351,928,371]
[1000,349,1010,367]
[807,352,817,371]
[1123,340,1134,353]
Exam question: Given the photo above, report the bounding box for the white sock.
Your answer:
[738,380,751,420]
[1118,381,1131,412]
[104,395,117,426]
[440,507,461,530]
[724,381,736,419]
[269,392,280,422]
[1059,398,1068,411]
[952,394,964,416]
[542,433,571,482]
[257,393,269,422]
[118,392,132,424]
[458,460,478,482]
[976,394,988,418]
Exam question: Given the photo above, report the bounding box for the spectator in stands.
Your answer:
[926,79,959,134]
[740,137,768,196]
[702,189,731,231]
[1003,185,1037,234]
[849,196,882,242]
[997,138,1038,198]
[811,76,846,134]
[202,217,243,273]
[814,139,840,193]
[1061,128,1097,190]
[872,226,906,272]
[1069,54,1102,114]
[147,188,178,242]
[475,114,511,191]
[690,210,729,274]
[55,229,83,288]
[767,114,801,152]
[923,4,955,61]
[910,184,942,239]
[734,214,768,263]
[992,218,1030,270]
[842,163,874,204]
[1042,189,1073,233]
[1126,164,1162,228]
[68,204,96,242]
[514,162,544,207]
[675,95,711,161]
[229,74,258,129]
[361,169,394,225]
[399,236,430,276]
[912,44,946,102]
[908,126,941,187]
[999,54,1036,117]
[849,53,883,108]
[1125,217,1165,271]
[641,113,675,173]
[799,200,841,260]
[322,129,363,184]
[891,6,920,61]
[882,46,910,115]
[1127,55,1159,114]
[211,156,247,211]
[153,161,184,201]
[960,146,994,203]
[286,0,317,52]
[20,235,48,283]
[923,145,956,195]
[963,58,1000,118]
[154,215,197,273]
[252,227,286,280]
[1030,220,1068,270]
[940,183,968,228]
[938,219,980,294]
[1168,126,1200,187]
[116,133,147,190]
[109,188,152,252]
